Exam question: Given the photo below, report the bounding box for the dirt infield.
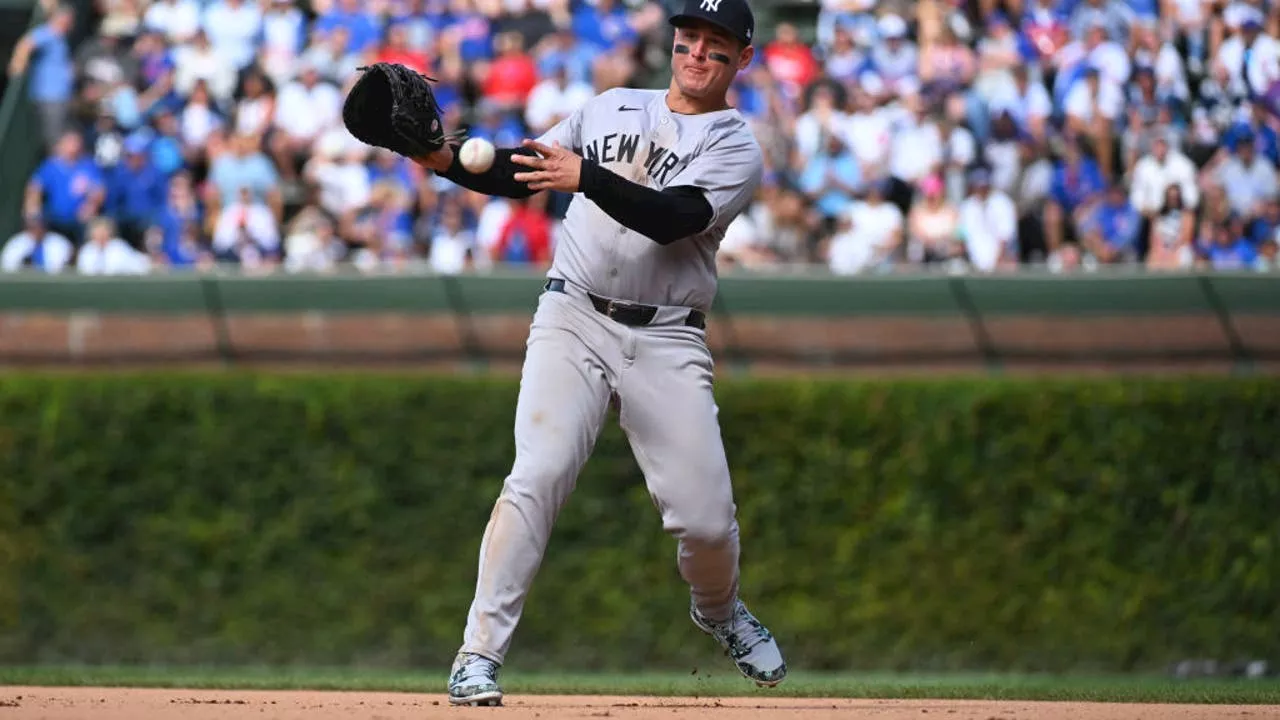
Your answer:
[2,687,1277,720]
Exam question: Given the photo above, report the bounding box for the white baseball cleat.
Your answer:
[448,652,504,706]
[691,599,788,687]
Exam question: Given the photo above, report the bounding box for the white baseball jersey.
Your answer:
[536,86,764,312]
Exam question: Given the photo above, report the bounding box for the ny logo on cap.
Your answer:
[699,0,722,12]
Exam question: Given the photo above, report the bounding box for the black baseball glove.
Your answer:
[341,62,463,158]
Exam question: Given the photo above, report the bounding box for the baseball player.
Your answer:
[412,0,785,706]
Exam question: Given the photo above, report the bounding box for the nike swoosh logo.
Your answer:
[618,105,641,111]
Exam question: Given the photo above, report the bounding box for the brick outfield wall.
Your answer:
[2,311,1278,374]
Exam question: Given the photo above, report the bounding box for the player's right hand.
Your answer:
[510,140,582,193]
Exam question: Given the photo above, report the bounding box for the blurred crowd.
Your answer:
[4,0,1280,277]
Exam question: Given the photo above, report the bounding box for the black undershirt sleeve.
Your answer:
[577,158,713,245]
[438,147,714,245]
[439,146,540,199]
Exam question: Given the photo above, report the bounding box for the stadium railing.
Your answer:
[0,265,1276,373]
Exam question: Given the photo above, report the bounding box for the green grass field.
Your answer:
[2,666,1279,705]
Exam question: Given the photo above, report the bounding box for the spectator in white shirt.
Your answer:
[989,65,1053,144]
[1215,13,1280,102]
[888,89,944,200]
[523,62,593,136]
[958,166,1019,272]
[270,60,343,180]
[1130,131,1199,217]
[201,0,264,70]
[234,70,276,139]
[144,0,201,44]
[76,216,151,274]
[827,178,904,274]
[1146,184,1197,269]
[1212,131,1279,218]
[172,29,237,102]
[213,185,281,267]
[179,79,225,149]
[1,214,73,273]
[1058,20,1130,91]
[794,82,849,160]
[820,22,867,83]
[284,214,346,273]
[718,201,779,270]
[304,136,372,221]
[429,199,477,275]
[938,95,977,201]
[473,196,513,269]
[974,13,1023,103]
[720,182,784,261]
[842,86,892,178]
[869,14,918,97]
[260,0,306,87]
[299,25,361,87]
[984,110,1025,194]
[1064,66,1123,180]
[1130,20,1189,102]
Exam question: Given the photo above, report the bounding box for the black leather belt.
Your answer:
[545,278,705,330]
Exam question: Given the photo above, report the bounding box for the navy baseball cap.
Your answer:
[669,0,755,47]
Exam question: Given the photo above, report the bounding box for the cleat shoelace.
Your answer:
[713,603,773,660]
[452,656,499,688]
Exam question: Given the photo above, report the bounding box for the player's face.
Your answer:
[672,23,752,99]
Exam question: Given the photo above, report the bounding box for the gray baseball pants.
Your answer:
[457,279,740,664]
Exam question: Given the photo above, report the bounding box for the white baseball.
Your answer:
[459,137,495,173]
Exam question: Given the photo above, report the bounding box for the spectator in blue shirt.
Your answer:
[348,180,415,256]
[448,0,493,63]
[1249,197,1280,248]
[534,27,595,86]
[24,130,106,245]
[133,29,175,91]
[106,134,169,247]
[367,148,417,198]
[1083,183,1141,263]
[571,0,637,53]
[1222,111,1280,167]
[467,101,527,148]
[313,0,384,54]
[385,0,446,52]
[7,5,76,149]
[1043,138,1107,255]
[1201,223,1259,270]
[150,171,206,267]
[206,132,283,220]
[143,110,186,177]
[798,133,862,228]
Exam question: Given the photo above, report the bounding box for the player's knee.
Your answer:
[676,511,737,547]
[503,455,578,508]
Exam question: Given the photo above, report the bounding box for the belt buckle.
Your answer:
[606,300,625,318]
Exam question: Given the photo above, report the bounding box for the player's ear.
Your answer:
[737,44,754,71]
